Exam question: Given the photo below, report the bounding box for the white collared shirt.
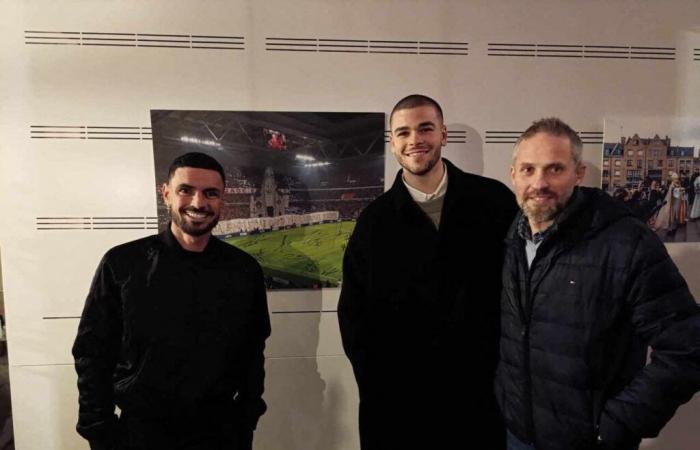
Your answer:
[402,162,449,203]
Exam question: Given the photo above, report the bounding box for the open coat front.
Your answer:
[339,159,517,450]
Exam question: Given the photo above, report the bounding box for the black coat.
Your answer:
[496,187,700,450]
[72,228,271,450]
[338,159,518,449]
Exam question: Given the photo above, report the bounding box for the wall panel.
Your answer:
[1,1,698,448]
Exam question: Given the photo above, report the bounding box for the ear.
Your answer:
[575,164,587,185]
[510,166,516,186]
[441,125,447,147]
[389,132,399,156]
[161,182,171,207]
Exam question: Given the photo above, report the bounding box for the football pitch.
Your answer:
[224,221,355,287]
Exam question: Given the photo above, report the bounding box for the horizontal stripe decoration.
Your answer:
[36,216,158,230]
[25,30,244,50]
[487,43,675,60]
[266,37,468,55]
[485,131,603,144]
[30,126,152,140]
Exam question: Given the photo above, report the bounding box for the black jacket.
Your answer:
[496,187,700,450]
[72,228,271,450]
[338,159,518,449]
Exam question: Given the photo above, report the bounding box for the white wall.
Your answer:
[0,1,698,448]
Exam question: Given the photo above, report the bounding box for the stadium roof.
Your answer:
[151,110,385,163]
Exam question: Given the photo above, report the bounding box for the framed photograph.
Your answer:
[602,117,700,243]
[151,110,385,288]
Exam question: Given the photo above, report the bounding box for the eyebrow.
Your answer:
[516,161,566,168]
[392,121,437,133]
[175,183,221,192]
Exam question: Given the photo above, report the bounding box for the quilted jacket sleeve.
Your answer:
[599,227,700,448]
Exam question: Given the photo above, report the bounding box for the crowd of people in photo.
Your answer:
[290,186,384,220]
[213,211,340,236]
[610,168,700,235]
[219,202,250,221]
[209,170,382,235]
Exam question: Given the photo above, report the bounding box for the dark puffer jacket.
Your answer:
[496,187,700,450]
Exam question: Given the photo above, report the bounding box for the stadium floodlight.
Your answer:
[180,136,222,148]
[303,161,331,168]
[295,154,316,162]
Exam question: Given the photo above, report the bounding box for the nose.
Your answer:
[531,170,549,190]
[191,191,207,208]
[408,130,422,146]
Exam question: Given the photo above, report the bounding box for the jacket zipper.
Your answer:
[522,252,536,445]
[520,238,572,447]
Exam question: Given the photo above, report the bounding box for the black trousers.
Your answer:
[114,412,252,450]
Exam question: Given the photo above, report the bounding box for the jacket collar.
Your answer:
[390,158,466,213]
[158,223,218,257]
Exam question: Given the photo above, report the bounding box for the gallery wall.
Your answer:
[0,1,698,448]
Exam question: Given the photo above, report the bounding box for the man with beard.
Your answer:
[73,152,271,450]
[338,94,518,449]
[496,118,700,450]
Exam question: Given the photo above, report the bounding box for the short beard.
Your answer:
[401,149,441,176]
[521,201,563,224]
[520,188,568,224]
[405,158,437,176]
[171,207,219,237]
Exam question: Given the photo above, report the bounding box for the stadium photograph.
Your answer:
[151,110,385,289]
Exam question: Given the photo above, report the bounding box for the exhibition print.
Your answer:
[602,117,700,243]
[151,110,385,289]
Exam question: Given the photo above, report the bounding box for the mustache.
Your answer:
[525,188,556,198]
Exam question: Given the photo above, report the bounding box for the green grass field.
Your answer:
[225,221,355,287]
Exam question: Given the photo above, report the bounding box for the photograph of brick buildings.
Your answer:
[603,118,700,243]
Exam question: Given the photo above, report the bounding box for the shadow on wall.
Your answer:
[582,158,601,189]
[443,124,484,176]
[254,240,343,450]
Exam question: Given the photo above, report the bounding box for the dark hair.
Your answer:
[167,152,225,185]
[514,117,583,166]
[389,94,444,127]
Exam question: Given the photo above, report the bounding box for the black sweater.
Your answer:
[72,228,270,448]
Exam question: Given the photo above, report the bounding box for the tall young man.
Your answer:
[339,95,518,449]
